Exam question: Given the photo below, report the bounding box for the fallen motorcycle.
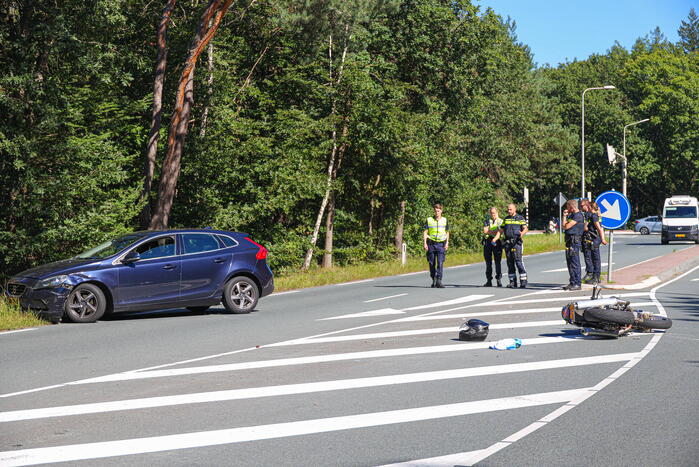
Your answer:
[561,286,672,338]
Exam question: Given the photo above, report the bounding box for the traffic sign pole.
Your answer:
[607,230,614,281]
[595,190,631,284]
[554,192,567,244]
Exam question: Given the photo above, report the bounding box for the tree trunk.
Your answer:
[140,0,177,230]
[321,191,335,268]
[368,174,381,235]
[303,26,351,271]
[199,22,214,138]
[395,200,406,253]
[150,0,236,230]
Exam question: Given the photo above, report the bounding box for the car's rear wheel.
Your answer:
[223,277,258,314]
[64,283,106,323]
[639,227,649,235]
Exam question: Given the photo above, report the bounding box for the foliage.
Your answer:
[0,1,696,280]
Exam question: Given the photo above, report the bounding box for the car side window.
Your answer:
[135,236,176,260]
[183,234,220,254]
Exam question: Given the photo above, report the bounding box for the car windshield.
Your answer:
[663,206,697,219]
[74,233,150,259]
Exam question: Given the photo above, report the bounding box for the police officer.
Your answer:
[499,203,528,288]
[562,199,585,291]
[423,203,449,288]
[482,207,503,287]
[580,200,607,284]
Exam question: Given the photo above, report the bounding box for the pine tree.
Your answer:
[678,8,699,53]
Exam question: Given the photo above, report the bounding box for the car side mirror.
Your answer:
[122,251,141,263]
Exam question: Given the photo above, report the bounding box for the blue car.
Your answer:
[5,229,274,323]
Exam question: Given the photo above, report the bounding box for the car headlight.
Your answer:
[36,275,71,290]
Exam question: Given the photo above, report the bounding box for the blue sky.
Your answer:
[473,0,696,67]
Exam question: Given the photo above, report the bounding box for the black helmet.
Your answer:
[458,319,489,341]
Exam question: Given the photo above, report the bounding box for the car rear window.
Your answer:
[183,233,220,254]
[217,235,237,248]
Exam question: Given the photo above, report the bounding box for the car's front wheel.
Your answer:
[223,277,258,314]
[64,283,107,323]
[639,226,649,235]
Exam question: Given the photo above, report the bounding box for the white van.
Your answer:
[661,195,699,244]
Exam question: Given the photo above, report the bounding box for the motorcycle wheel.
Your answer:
[583,307,635,325]
[637,314,672,330]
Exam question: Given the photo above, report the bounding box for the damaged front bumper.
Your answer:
[6,279,71,323]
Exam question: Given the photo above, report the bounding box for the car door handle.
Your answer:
[213,258,225,264]
[163,264,176,270]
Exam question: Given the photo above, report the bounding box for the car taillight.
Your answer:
[245,237,268,260]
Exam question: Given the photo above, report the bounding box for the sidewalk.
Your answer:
[598,244,699,290]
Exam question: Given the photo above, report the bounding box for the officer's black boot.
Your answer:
[506,280,517,288]
[483,279,493,287]
[496,279,503,287]
[436,278,445,288]
[520,280,527,289]
[431,277,436,288]
[592,274,601,285]
[582,273,593,283]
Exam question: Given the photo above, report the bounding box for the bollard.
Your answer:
[401,242,407,266]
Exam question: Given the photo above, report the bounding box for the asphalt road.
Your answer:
[1,234,697,466]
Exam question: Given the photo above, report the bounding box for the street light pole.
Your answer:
[622,118,650,197]
[581,85,616,199]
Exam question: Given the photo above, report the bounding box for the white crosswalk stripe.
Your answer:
[0,288,671,466]
[0,388,590,466]
[0,353,636,423]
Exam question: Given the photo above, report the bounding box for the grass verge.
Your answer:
[276,233,565,291]
[0,296,51,332]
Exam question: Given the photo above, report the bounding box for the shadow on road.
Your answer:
[101,306,256,321]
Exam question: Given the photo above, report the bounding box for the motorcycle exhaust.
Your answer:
[581,327,621,338]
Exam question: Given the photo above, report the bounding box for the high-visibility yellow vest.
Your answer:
[426,217,448,242]
[485,218,503,237]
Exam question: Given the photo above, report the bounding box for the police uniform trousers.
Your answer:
[565,236,582,286]
[504,242,527,283]
[483,240,503,280]
[582,236,602,275]
[426,240,446,280]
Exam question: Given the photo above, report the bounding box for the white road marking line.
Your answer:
[458,263,698,467]
[613,253,666,271]
[269,290,300,296]
[320,309,405,320]
[541,267,568,273]
[542,263,611,273]
[0,388,589,466]
[70,335,591,385]
[401,294,492,311]
[320,294,491,320]
[691,278,699,282]
[364,293,408,303]
[379,449,486,467]
[474,292,649,307]
[395,301,656,323]
[0,354,636,423]
[0,328,36,336]
[398,270,425,277]
[333,279,375,286]
[272,320,566,346]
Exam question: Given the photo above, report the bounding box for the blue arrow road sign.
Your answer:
[595,190,631,230]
